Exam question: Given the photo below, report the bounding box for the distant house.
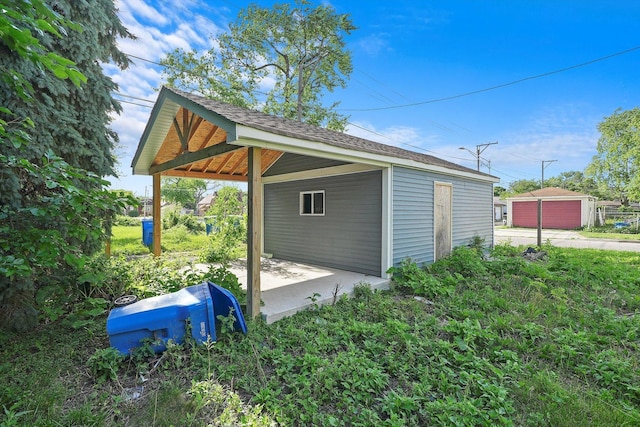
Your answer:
[137,197,153,216]
[493,197,507,222]
[506,187,597,229]
[197,194,215,216]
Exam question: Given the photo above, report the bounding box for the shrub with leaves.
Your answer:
[201,186,246,264]
[204,265,245,305]
[162,208,205,233]
[388,258,452,298]
[88,347,124,384]
[114,215,141,226]
[0,156,132,330]
[429,245,488,279]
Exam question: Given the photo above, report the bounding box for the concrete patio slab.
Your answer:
[227,258,390,324]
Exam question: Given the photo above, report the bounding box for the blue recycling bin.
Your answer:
[141,219,153,246]
[106,282,247,355]
[107,283,217,355]
[206,223,213,235]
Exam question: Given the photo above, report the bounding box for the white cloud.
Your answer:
[502,105,599,163]
[108,1,229,194]
[120,0,169,27]
[482,104,601,185]
[346,120,441,149]
[357,33,391,56]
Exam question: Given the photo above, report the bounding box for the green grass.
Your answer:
[581,221,640,240]
[109,225,212,255]
[580,230,640,240]
[2,245,640,425]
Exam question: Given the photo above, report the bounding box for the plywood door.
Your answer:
[434,183,452,261]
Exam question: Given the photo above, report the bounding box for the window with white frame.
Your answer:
[300,190,325,216]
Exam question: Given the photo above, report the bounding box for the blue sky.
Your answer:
[108,0,640,196]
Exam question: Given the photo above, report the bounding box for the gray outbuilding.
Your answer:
[131,86,499,317]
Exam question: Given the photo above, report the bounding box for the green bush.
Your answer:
[126,256,207,298]
[429,245,488,279]
[87,347,124,384]
[199,226,246,265]
[203,265,245,305]
[163,209,205,234]
[163,224,193,244]
[113,215,141,226]
[388,258,452,298]
[77,255,133,301]
[200,236,231,264]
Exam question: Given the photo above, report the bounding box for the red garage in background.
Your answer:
[506,187,597,229]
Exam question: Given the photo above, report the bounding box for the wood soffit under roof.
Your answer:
[151,107,282,181]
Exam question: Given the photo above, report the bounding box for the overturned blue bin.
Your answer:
[106,282,247,355]
[141,219,153,246]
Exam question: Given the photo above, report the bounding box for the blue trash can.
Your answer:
[205,223,213,236]
[141,219,153,246]
[106,283,217,355]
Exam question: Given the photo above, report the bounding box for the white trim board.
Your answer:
[263,163,383,184]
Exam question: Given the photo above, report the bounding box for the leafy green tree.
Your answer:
[507,179,540,196]
[493,186,507,197]
[161,178,211,211]
[0,0,133,330]
[1,0,131,184]
[207,186,246,220]
[162,0,356,131]
[543,170,614,199]
[586,107,640,205]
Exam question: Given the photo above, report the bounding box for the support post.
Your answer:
[247,147,262,319]
[152,174,162,257]
[537,198,542,247]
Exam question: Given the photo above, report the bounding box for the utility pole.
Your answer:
[483,159,491,174]
[541,160,557,189]
[459,141,498,171]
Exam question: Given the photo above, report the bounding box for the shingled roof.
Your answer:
[165,87,495,179]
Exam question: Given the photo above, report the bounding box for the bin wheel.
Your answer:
[114,295,138,306]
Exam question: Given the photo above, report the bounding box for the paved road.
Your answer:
[494,227,640,252]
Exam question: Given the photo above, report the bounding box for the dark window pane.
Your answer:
[313,192,324,214]
[302,193,312,214]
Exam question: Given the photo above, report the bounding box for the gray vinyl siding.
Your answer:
[264,152,349,177]
[264,170,382,276]
[392,167,434,265]
[392,166,494,266]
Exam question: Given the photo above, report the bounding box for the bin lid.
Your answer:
[207,281,248,334]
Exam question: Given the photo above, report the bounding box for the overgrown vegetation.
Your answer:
[0,0,133,331]
[162,208,206,234]
[201,186,247,264]
[1,244,639,425]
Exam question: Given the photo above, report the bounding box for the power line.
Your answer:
[341,45,640,112]
[355,68,414,103]
[115,92,155,103]
[116,99,153,109]
[111,88,484,170]
[346,121,446,157]
[115,54,512,175]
